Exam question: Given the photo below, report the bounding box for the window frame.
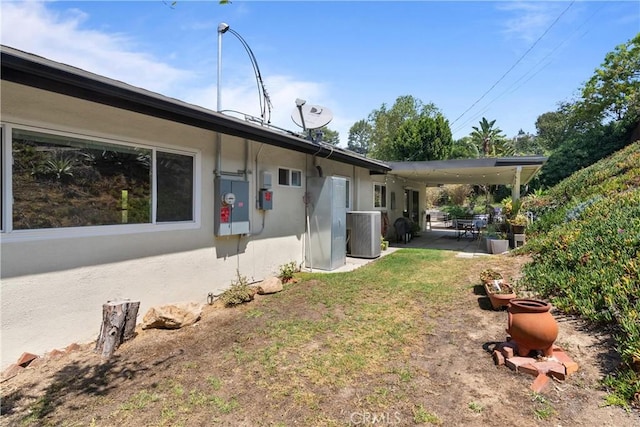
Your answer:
[373,183,387,209]
[277,167,303,188]
[1,122,201,241]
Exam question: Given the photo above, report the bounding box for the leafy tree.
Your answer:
[347,119,373,155]
[367,95,439,159]
[449,136,479,159]
[511,130,545,156]
[535,108,572,151]
[537,120,632,188]
[534,33,640,189]
[387,113,453,161]
[316,126,340,145]
[573,32,640,126]
[470,117,505,156]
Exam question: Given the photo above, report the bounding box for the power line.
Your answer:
[450,1,575,127]
[452,1,603,136]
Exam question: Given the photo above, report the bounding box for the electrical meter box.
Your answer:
[259,189,273,210]
[214,178,250,236]
[260,171,273,189]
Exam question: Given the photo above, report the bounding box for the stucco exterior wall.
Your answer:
[0,82,379,367]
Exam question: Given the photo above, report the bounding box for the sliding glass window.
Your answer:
[10,128,194,230]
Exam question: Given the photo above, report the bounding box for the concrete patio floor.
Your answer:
[313,221,490,274]
[387,221,491,257]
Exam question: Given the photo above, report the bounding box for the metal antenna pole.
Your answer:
[217,23,229,112]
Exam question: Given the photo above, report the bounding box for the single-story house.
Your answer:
[1,46,433,367]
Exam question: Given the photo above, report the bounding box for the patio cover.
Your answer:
[385,156,547,199]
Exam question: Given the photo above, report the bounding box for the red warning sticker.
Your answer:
[220,206,230,223]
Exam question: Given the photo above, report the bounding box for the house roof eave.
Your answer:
[0,45,391,174]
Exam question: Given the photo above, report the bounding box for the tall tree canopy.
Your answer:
[450,136,480,159]
[534,33,640,188]
[573,32,640,126]
[350,95,452,161]
[316,126,340,145]
[388,114,453,161]
[347,119,373,155]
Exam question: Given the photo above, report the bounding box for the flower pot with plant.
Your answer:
[482,224,499,253]
[490,231,509,254]
[480,269,516,310]
[508,213,528,235]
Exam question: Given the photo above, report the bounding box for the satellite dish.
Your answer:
[291,104,333,130]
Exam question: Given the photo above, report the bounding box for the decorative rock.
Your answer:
[257,277,283,295]
[2,364,24,380]
[48,349,65,358]
[142,302,203,330]
[16,352,39,367]
[65,343,82,353]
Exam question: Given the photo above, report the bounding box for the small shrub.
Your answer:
[278,261,299,282]
[380,235,389,251]
[219,272,255,307]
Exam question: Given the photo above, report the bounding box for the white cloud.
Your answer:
[0,1,191,94]
[498,1,563,43]
[1,2,348,144]
[183,70,328,134]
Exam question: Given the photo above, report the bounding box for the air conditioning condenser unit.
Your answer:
[346,211,381,259]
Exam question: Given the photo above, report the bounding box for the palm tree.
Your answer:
[471,117,504,157]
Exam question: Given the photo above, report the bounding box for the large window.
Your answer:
[278,167,302,187]
[8,128,195,231]
[374,183,386,208]
[157,151,194,222]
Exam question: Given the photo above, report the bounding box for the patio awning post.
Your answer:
[512,166,522,201]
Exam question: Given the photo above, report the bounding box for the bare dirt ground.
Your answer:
[1,253,638,426]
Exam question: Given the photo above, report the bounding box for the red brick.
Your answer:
[497,341,517,359]
[1,363,24,380]
[534,360,566,375]
[548,366,567,381]
[493,350,505,366]
[505,356,537,372]
[531,373,550,393]
[552,348,579,375]
[519,363,540,377]
[16,352,39,367]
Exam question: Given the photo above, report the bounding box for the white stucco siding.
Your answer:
[0,82,311,367]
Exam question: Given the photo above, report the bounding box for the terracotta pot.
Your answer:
[483,281,516,310]
[506,299,558,357]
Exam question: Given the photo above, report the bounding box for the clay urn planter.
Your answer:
[506,299,558,357]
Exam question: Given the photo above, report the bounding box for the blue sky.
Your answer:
[2,1,639,146]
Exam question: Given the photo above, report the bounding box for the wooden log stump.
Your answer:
[95,299,140,359]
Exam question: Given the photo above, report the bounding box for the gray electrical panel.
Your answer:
[305,176,346,271]
[214,178,250,236]
[258,189,273,210]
